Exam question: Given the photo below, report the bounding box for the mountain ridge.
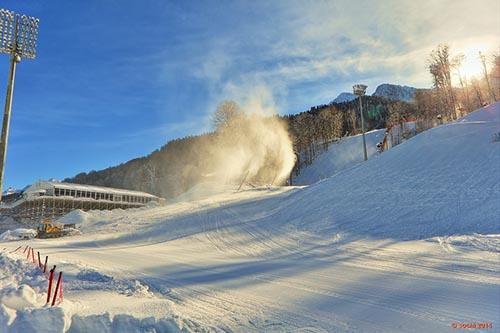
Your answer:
[332,83,418,104]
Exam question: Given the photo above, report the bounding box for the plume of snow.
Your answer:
[210,86,295,186]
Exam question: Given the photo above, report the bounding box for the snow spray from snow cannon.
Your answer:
[207,87,296,188]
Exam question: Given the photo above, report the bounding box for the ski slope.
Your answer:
[1,103,499,332]
[293,129,386,185]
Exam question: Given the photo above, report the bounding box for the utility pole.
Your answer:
[0,9,39,201]
[353,84,368,161]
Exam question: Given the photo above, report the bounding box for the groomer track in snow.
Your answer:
[2,103,499,332]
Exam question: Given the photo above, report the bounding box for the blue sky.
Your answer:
[1,0,498,189]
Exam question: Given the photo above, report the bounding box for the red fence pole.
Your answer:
[46,266,56,304]
[43,256,48,273]
[10,246,21,253]
[37,251,41,268]
[26,247,31,260]
[59,279,63,303]
[31,248,35,264]
[23,245,28,253]
[51,272,63,306]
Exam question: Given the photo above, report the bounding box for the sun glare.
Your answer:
[459,46,484,79]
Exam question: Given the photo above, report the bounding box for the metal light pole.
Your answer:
[0,9,39,201]
[353,84,368,161]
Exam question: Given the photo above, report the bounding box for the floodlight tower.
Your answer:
[0,9,39,201]
[353,84,368,161]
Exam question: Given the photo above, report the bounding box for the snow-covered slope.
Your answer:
[372,83,417,102]
[289,102,500,238]
[294,129,386,185]
[331,92,357,103]
[1,103,499,332]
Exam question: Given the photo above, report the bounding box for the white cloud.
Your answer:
[165,0,499,115]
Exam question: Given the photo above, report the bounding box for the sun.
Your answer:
[458,46,484,79]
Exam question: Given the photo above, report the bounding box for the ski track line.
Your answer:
[129,268,346,333]
[251,269,491,326]
[93,243,460,332]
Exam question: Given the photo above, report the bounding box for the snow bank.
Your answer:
[0,251,201,332]
[1,285,38,310]
[0,217,25,234]
[56,209,126,233]
[56,210,89,226]
[0,252,62,332]
[432,234,500,252]
[0,229,37,241]
[7,307,66,333]
[67,266,153,297]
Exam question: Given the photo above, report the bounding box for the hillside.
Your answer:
[64,95,415,199]
[2,103,498,332]
[372,83,417,102]
[290,102,499,238]
[331,92,357,103]
[293,129,386,185]
[331,83,418,105]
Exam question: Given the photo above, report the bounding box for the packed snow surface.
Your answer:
[1,103,499,332]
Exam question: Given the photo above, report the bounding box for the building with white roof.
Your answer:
[0,180,162,224]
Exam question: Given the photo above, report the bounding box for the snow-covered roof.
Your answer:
[24,181,157,198]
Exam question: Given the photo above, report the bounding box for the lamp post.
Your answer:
[353,84,368,161]
[0,9,39,201]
